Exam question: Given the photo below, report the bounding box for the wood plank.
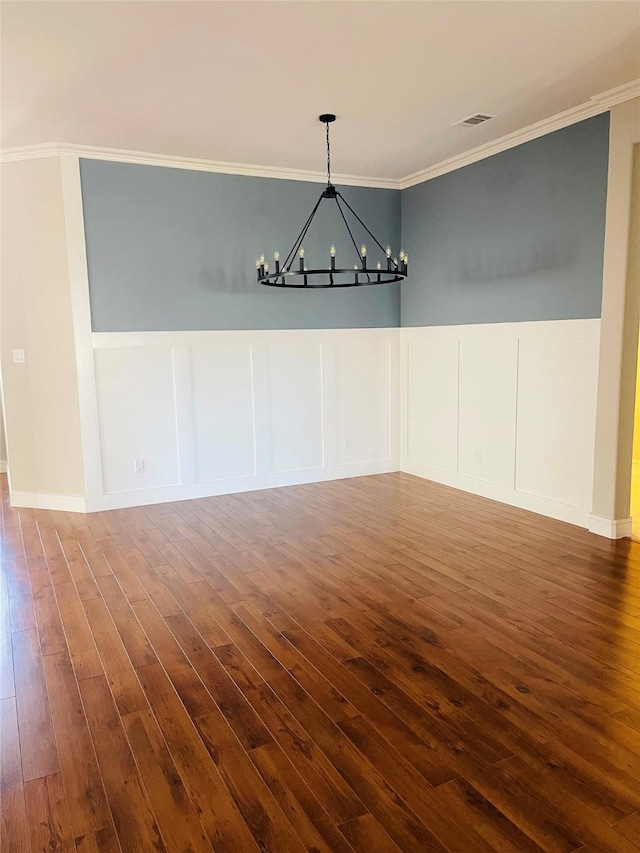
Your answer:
[78,675,164,852]
[338,813,404,853]
[73,825,122,853]
[268,673,448,853]
[194,710,308,853]
[250,741,354,853]
[213,642,368,824]
[7,558,37,633]
[121,708,214,853]
[131,598,217,718]
[0,592,15,698]
[82,596,148,714]
[613,813,640,847]
[337,714,496,852]
[0,697,30,853]
[95,574,157,668]
[30,572,68,657]
[12,628,59,780]
[41,651,111,838]
[24,773,75,853]
[434,777,546,852]
[53,582,103,681]
[59,539,101,601]
[136,661,260,852]
[165,610,274,749]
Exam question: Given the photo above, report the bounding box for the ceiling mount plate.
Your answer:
[319,113,336,123]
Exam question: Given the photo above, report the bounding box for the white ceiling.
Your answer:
[2,1,639,180]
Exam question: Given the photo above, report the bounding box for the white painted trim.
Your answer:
[588,514,633,539]
[0,143,61,162]
[2,80,637,189]
[404,460,590,528]
[0,142,399,190]
[99,462,397,511]
[402,318,601,342]
[591,99,640,524]
[401,319,600,530]
[0,461,6,474]
[590,80,640,109]
[90,327,400,509]
[91,327,399,349]
[59,154,105,512]
[400,80,640,188]
[10,491,87,513]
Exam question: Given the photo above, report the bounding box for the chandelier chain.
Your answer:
[326,121,331,186]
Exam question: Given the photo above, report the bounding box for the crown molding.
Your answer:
[0,141,401,189]
[2,79,638,189]
[400,79,640,189]
[0,142,62,163]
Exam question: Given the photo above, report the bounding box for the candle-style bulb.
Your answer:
[404,254,409,264]
[376,262,382,270]
[274,251,280,261]
[299,247,305,258]
[386,245,392,258]
[393,258,398,267]
[361,244,367,257]
[400,250,405,261]
[259,254,265,265]
[353,264,358,270]
[256,258,260,269]
[330,244,336,258]
[264,263,269,273]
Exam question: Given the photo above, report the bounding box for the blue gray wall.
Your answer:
[81,113,609,332]
[401,113,609,326]
[80,161,401,331]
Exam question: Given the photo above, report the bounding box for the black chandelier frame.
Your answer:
[257,114,408,289]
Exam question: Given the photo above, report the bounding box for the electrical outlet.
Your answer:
[473,449,482,464]
[12,349,25,364]
[134,458,145,474]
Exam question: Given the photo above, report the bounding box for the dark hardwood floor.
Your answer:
[2,471,640,852]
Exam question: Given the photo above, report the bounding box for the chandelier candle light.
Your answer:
[256,114,408,288]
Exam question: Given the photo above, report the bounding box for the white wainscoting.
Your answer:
[91,328,400,509]
[88,320,600,525]
[400,319,601,527]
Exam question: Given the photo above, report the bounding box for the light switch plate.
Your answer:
[12,349,25,364]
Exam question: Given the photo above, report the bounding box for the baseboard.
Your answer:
[99,460,399,511]
[402,461,590,528]
[10,491,87,513]
[0,460,6,474]
[588,514,633,539]
[9,461,398,514]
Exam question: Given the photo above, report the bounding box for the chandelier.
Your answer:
[256,114,408,288]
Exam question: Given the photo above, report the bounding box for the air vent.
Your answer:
[453,113,495,128]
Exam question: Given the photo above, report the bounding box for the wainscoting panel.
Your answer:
[90,329,400,509]
[336,340,391,466]
[266,342,324,474]
[458,337,518,487]
[190,344,256,483]
[406,336,458,471]
[401,320,600,527]
[515,336,599,508]
[94,347,180,494]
